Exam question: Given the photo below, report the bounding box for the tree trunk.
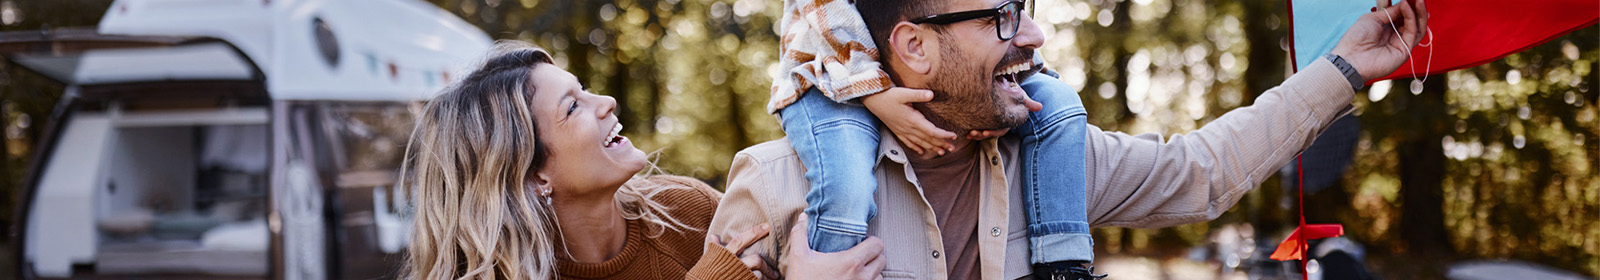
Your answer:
[1396,76,1455,275]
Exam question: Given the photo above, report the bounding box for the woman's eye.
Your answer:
[567,100,578,115]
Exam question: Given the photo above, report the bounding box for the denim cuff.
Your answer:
[1030,232,1095,264]
[808,225,868,253]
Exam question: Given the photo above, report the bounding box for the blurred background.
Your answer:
[0,0,1593,279]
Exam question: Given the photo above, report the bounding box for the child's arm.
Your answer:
[861,88,957,155]
[772,0,891,108]
[775,0,960,155]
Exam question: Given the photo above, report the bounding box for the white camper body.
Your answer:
[5,0,489,278]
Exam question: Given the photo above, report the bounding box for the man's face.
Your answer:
[915,0,1045,132]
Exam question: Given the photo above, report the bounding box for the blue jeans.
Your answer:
[779,69,1093,263]
[780,90,881,253]
[1018,68,1094,263]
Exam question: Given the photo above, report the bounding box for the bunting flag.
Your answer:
[1289,0,1599,80]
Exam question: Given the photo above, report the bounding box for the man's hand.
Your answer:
[782,214,886,280]
[863,87,957,155]
[708,223,773,278]
[1329,0,1431,81]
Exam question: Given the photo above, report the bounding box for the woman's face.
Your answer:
[528,64,647,199]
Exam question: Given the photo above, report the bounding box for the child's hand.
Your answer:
[966,129,1011,140]
[862,87,957,155]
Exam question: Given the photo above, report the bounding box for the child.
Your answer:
[770,0,1101,277]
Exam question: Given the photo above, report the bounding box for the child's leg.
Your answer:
[778,88,882,253]
[1015,66,1094,264]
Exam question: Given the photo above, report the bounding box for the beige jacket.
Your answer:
[708,58,1355,280]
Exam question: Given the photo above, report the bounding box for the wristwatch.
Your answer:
[1324,53,1365,91]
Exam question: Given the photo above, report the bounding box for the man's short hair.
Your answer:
[856,0,947,70]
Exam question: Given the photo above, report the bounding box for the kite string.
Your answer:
[1381,5,1435,82]
[1298,155,1308,280]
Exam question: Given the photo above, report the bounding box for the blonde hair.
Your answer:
[402,42,692,280]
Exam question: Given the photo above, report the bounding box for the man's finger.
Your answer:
[751,256,779,280]
[845,236,886,262]
[1401,0,1420,46]
[861,249,887,280]
[740,254,763,270]
[1405,0,1424,49]
[730,223,771,254]
[788,213,810,250]
[1415,0,1429,32]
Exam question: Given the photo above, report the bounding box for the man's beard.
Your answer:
[914,40,1032,132]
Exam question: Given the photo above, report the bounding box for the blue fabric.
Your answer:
[1017,68,1094,263]
[781,68,1094,262]
[780,88,881,253]
[1292,0,1404,70]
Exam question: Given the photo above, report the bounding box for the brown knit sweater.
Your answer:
[557,175,756,280]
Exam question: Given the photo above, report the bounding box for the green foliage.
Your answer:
[425,0,785,182]
[0,0,1592,277]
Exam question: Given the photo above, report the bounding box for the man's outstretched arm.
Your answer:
[1083,0,1429,228]
[1083,58,1355,228]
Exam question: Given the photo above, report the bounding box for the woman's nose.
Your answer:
[595,94,617,118]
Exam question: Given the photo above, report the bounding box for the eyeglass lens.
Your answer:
[999,1,1020,40]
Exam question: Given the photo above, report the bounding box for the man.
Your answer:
[708,0,1430,279]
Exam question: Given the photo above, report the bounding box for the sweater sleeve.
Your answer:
[685,241,760,280]
[767,0,894,113]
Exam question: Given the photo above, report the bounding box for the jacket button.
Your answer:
[931,250,941,259]
[991,227,1002,237]
[990,156,999,165]
[890,150,899,155]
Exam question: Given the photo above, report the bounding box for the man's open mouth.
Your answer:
[994,61,1032,91]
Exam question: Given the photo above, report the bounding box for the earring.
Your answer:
[541,188,553,204]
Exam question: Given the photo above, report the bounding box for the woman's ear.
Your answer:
[889,22,936,76]
[529,172,553,196]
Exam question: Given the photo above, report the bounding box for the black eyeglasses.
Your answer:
[909,0,1034,41]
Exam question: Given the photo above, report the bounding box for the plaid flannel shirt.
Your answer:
[768,0,894,114]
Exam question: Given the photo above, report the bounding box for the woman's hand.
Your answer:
[782,214,886,280]
[709,223,773,277]
[862,87,957,156]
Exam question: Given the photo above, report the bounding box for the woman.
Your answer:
[401,42,883,280]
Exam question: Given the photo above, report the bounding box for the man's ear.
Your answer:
[888,22,935,77]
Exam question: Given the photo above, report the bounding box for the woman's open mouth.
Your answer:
[602,123,628,148]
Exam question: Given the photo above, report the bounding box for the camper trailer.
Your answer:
[1,0,490,278]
